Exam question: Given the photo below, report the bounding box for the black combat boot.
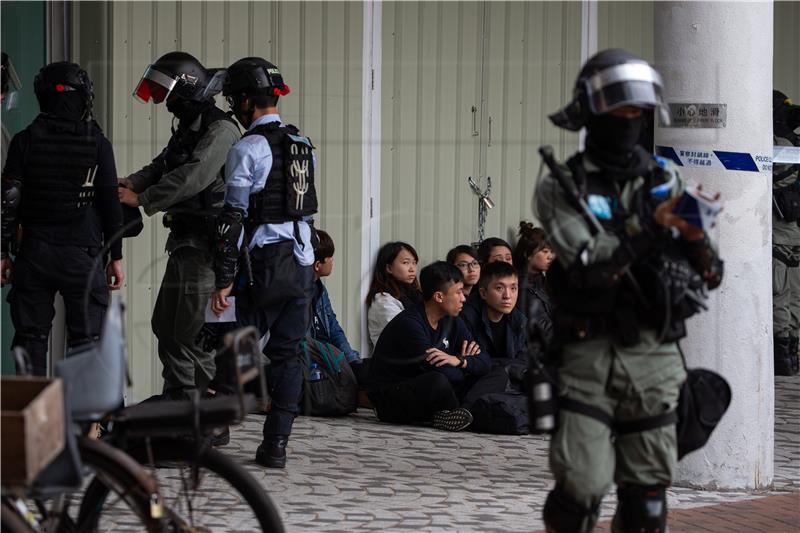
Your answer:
[255,436,289,468]
[789,336,799,375]
[774,336,794,376]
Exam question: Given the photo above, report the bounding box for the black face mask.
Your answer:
[586,113,644,156]
[44,92,87,122]
[166,98,206,124]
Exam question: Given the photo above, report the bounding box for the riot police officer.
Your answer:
[211,57,317,469]
[1,61,124,375]
[534,49,723,532]
[119,52,240,399]
[772,90,800,376]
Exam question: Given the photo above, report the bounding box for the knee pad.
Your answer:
[543,485,595,533]
[617,484,667,533]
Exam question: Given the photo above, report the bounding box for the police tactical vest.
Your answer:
[549,152,700,345]
[243,121,318,225]
[20,115,100,224]
[160,105,236,225]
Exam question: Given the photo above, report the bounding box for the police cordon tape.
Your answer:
[655,145,800,172]
[654,145,780,173]
[773,145,800,165]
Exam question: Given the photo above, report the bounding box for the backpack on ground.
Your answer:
[300,337,357,416]
[470,391,530,435]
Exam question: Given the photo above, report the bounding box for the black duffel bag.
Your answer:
[676,367,731,459]
[471,391,530,435]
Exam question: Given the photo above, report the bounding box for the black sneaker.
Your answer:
[432,408,473,432]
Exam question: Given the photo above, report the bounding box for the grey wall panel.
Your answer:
[73,1,362,400]
[484,1,582,240]
[774,2,799,102]
[597,1,654,63]
[381,1,485,264]
[381,1,581,263]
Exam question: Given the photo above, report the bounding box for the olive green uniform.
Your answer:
[772,135,800,340]
[128,116,239,394]
[536,155,701,531]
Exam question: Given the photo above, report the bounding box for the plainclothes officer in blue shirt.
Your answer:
[211,58,317,469]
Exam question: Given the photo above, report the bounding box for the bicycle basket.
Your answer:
[56,298,127,421]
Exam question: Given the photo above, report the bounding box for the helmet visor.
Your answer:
[133,65,177,104]
[584,62,670,125]
[2,56,22,111]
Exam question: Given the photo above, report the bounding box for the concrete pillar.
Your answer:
[654,2,774,489]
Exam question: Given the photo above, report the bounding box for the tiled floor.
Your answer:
[182,375,797,532]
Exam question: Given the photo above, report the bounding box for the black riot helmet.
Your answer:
[549,49,670,132]
[223,57,290,127]
[773,90,800,140]
[223,57,290,98]
[33,61,94,119]
[133,51,224,104]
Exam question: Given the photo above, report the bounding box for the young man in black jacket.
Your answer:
[459,261,529,412]
[460,261,527,365]
[368,261,490,431]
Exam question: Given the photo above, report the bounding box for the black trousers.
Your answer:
[8,239,108,375]
[234,241,314,439]
[370,372,461,424]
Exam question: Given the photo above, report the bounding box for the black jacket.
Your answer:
[460,298,528,364]
[368,304,490,391]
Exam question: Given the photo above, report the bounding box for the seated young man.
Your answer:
[367,261,490,431]
[460,261,527,366]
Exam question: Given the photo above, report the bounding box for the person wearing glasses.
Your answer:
[118,52,239,401]
[446,244,481,297]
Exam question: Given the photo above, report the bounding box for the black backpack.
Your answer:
[300,337,357,417]
[470,391,530,435]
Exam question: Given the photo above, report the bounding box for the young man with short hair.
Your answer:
[460,261,527,365]
[367,261,490,431]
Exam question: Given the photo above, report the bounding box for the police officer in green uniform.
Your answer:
[772,90,800,376]
[535,49,723,532]
[118,52,240,399]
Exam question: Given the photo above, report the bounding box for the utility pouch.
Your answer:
[676,368,731,459]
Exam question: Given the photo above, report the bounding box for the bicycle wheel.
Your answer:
[72,437,164,532]
[83,440,283,533]
[1,500,35,533]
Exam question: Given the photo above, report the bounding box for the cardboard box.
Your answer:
[1,378,65,487]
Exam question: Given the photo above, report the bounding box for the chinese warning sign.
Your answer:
[665,103,727,128]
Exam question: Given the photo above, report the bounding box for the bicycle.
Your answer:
[75,324,285,532]
[2,345,165,532]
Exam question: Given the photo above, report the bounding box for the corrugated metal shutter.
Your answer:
[380,1,581,265]
[75,1,363,401]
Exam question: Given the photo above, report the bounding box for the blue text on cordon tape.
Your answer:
[655,146,773,173]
